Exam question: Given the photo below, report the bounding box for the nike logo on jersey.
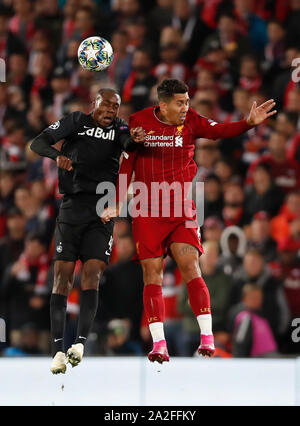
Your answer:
[54,338,63,343]
[78,127,116,140]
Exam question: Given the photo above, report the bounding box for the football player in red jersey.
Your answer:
[102,79,276,362]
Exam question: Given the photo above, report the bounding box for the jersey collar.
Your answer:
[153,106,174,126]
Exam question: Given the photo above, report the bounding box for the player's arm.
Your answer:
[117,119,145,152]
[30,112,81,170]
[194,99,277,140]
[101,150,137,223]
[116,114,141,204]
[101,114,141,223]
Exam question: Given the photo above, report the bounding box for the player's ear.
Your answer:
[159,100,168,115]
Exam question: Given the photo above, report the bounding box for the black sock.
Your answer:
[75,289,99,346]
[50,293,67,357]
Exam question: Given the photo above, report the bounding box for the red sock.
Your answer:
[186,277,211,317]
[143,284,165,324]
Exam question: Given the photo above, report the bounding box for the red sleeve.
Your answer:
[115,150,137,203]
[128,112,140,129]
[189,108,253,140]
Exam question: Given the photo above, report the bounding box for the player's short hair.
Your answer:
[96,88,119,98]
[95,88,121,107]
[157,79,189,102]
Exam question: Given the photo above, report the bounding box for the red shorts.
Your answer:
[132,215,204,261]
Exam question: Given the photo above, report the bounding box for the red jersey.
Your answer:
[117,106,251,214]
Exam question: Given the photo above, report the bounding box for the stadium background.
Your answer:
[0,0,300,361]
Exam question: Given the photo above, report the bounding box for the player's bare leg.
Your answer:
[67,259,105,367]
[170,242,215,357]
[50,261,75,374]
[141,257,170,364]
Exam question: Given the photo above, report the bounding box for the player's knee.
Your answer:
[179,261,201,283]
[143,272,163,285]
[142,264,163,285]
[81,260,105,290]
[53,270,74,295]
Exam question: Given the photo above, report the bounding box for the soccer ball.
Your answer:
[77,36,113,72]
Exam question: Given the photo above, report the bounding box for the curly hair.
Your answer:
[157,79,189,102]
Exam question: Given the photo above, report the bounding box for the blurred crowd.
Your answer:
[0,0,300,358]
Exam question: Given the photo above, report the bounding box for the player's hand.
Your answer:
[56,155,73,171]
[101,203,122,223]
[246,99,277,127]
[131,127,146,143]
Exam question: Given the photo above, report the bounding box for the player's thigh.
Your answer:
[53,221,83,262]
[140,256,164,285]
[166,219,203,256]
[132,216,170,260]
[79,220,114,265]
[170,242,201,283]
